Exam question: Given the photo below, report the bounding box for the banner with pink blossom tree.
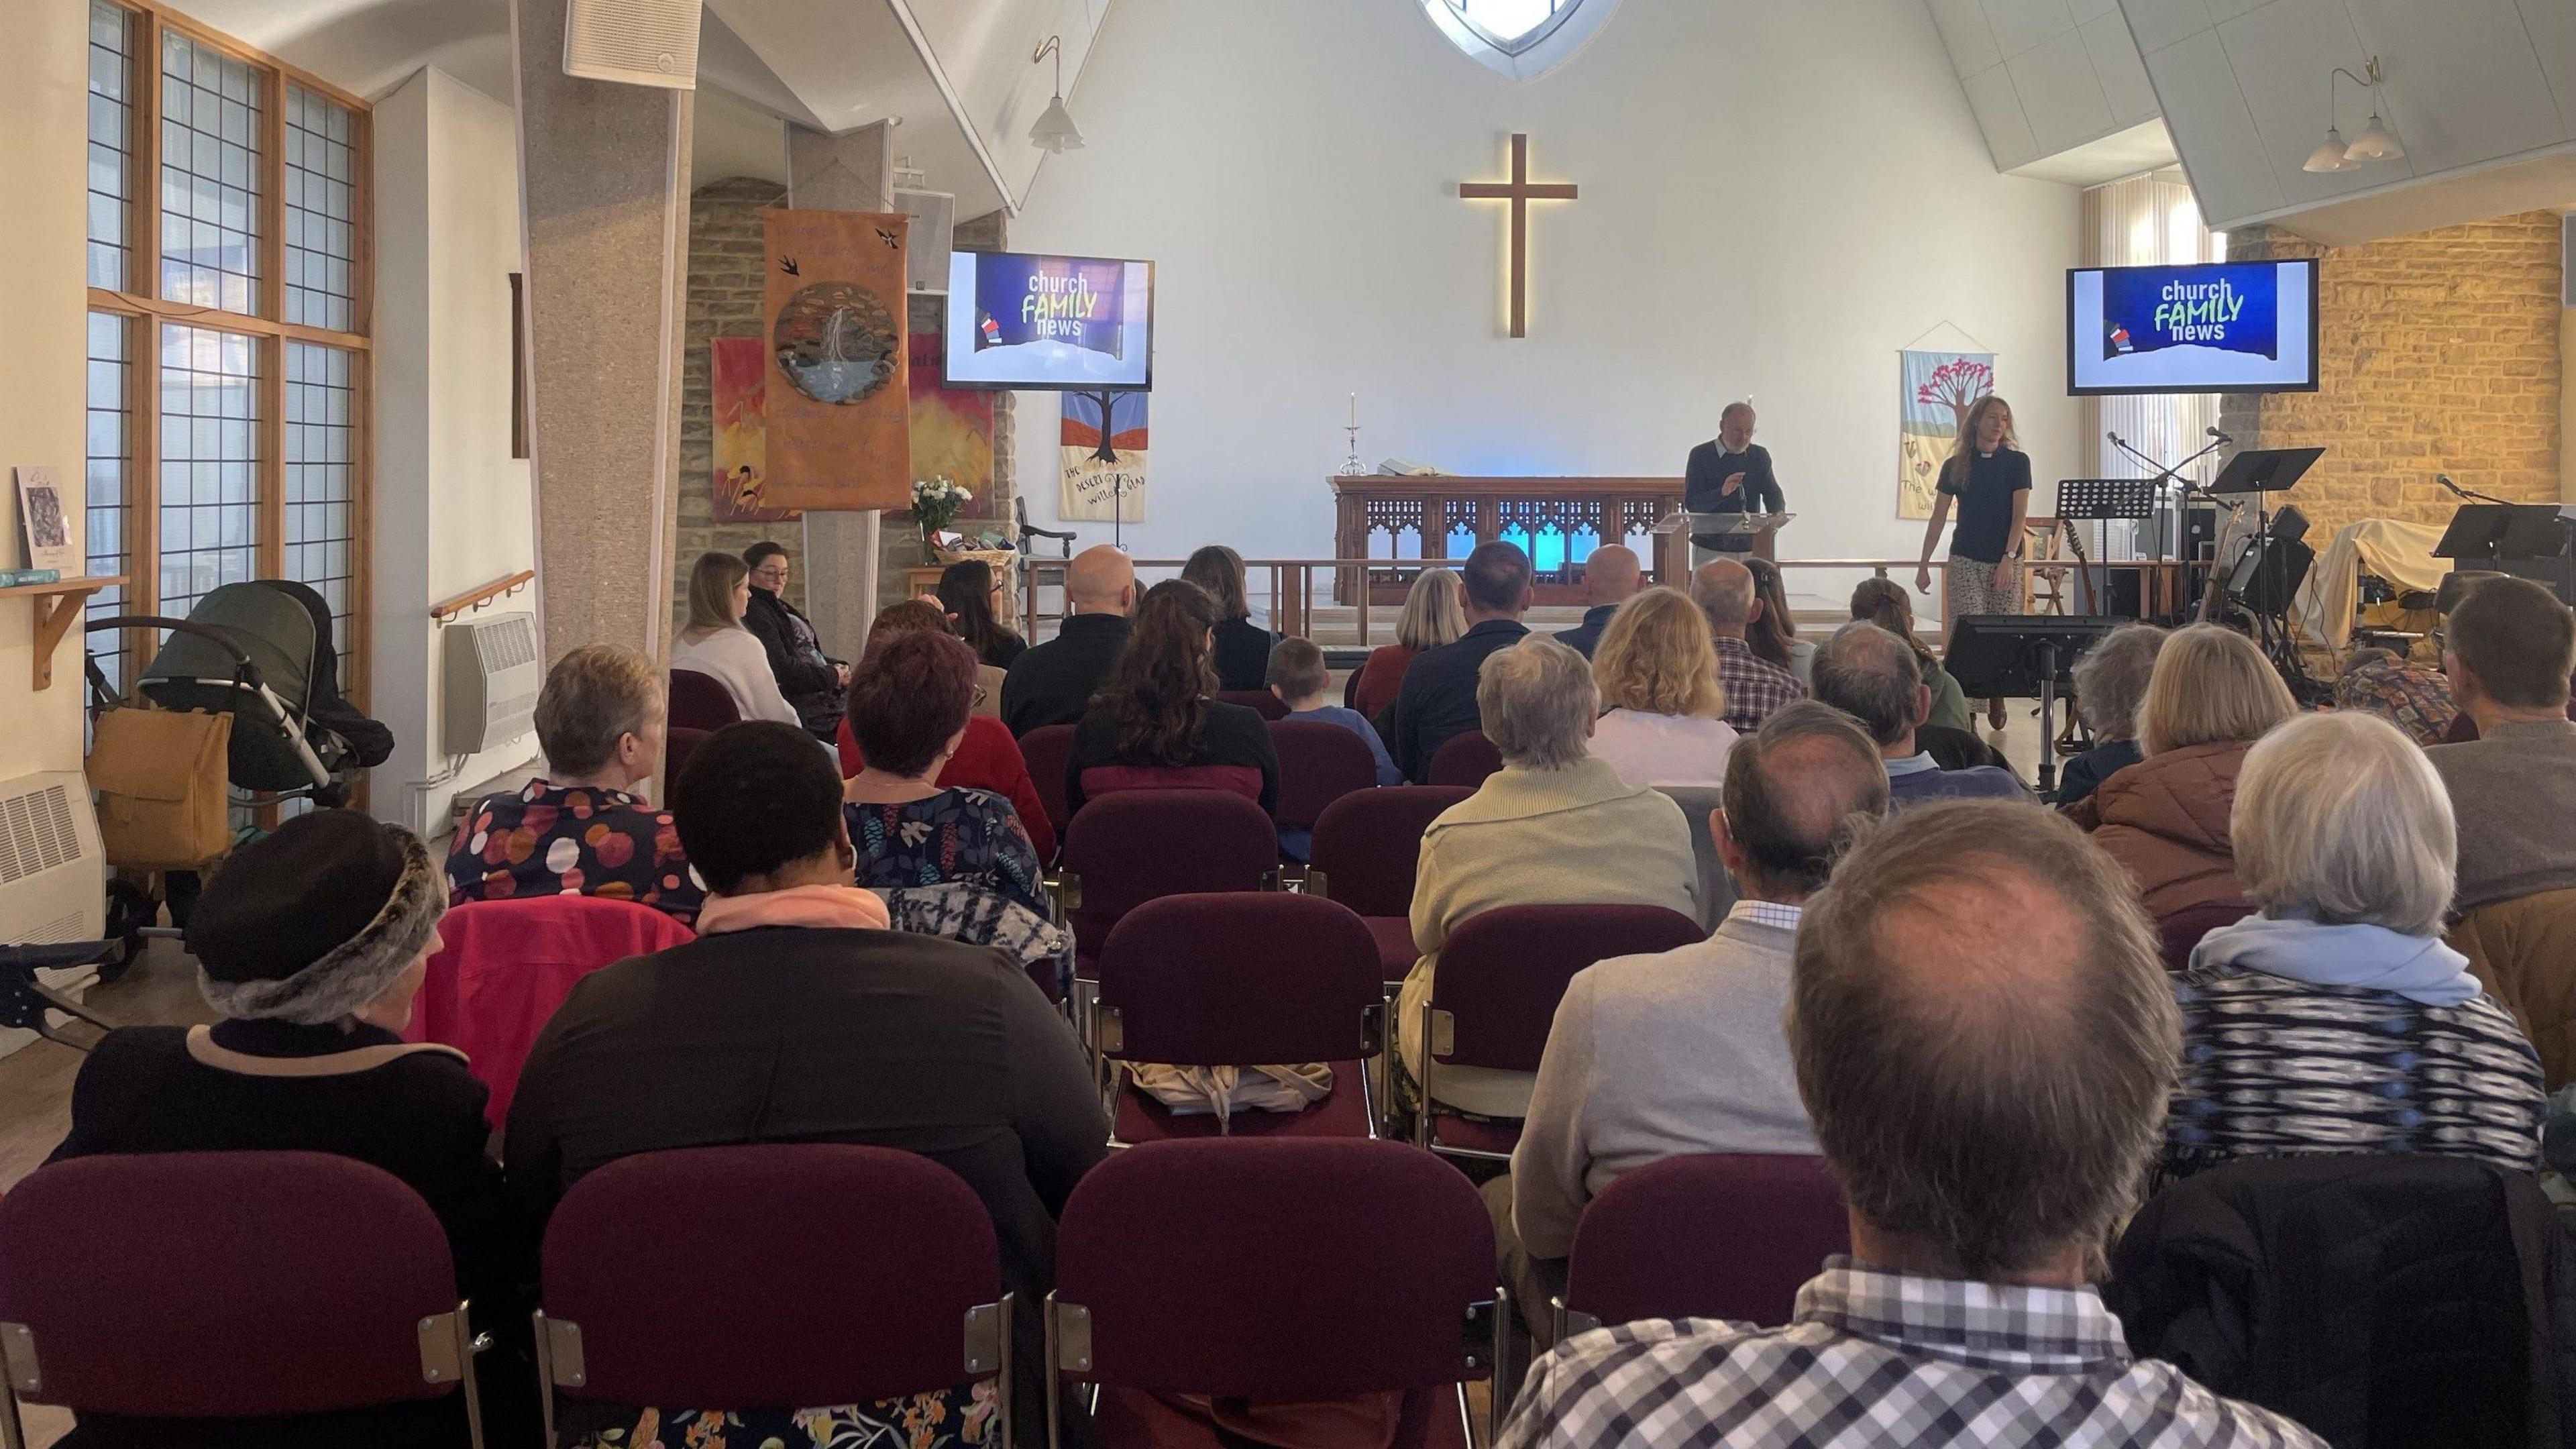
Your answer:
[1898,350,1994,519]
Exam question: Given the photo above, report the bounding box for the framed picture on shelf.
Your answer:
[14,466,75,574]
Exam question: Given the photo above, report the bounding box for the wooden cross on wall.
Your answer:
[1458,133,1578,339]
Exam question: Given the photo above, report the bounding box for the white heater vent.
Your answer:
[561,0,701,89]
[0,772,105,945]
[441,610,543,757]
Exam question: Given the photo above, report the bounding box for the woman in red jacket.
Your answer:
[835,600,1056,860]
[1353,566,1465,720]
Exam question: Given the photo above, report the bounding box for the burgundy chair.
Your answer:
[1307,786,1472,983]
[667,668,741,732]
[1425,731,1503,788]
[2157,900,2257,971]
[1557,1153,1849,1340]
[1049,1139,1499,1449]
[1417,904,1705,1161]
[1095,894,1385,1143]
[0,1152,487,1446]
[663,724,711,788]
[1059,790,1280,975]
[1268,720,1379,839]
[536,1144,1009,1444]
[1216,689,1289,721]
[1018,723,1077,846]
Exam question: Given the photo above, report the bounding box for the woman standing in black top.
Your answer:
[936,557,1026,670]
[1067,578,1280,818]
[1181,543,1278,691]
[1913,394,2031,725]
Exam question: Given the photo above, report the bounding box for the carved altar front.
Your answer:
[1329,476,1686,606]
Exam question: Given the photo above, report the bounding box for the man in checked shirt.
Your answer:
[1500,800,2324,1449]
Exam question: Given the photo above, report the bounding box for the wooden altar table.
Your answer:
[1328,475,1687,606]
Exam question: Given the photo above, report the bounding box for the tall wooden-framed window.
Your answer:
[81,0,372,706]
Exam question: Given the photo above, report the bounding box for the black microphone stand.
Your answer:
[2108,432,2228,621]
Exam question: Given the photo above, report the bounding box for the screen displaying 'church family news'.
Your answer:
[944,250,1155,390]
[2065,258,2319,396]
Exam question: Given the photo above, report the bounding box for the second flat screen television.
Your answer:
[2067,258,2318,396]
[945,250,1154,390]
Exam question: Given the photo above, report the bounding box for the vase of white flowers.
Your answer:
[910,476,973,563]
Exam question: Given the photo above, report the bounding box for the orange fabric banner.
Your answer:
[759,208,912,511]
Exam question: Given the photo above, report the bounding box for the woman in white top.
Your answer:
[1587,586,1740,788]
[669,551,801,725]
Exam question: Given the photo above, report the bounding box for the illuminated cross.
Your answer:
[1458,132,1578,339]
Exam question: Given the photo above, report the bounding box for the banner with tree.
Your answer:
[1898,349,1994,519]
[1060,390,1147,523]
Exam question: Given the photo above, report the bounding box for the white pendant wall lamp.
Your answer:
[2304,56,2404,173]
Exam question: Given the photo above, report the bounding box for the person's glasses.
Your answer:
[972,684,989,707]
[753,566,788,583]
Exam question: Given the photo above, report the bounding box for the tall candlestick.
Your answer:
[1349,392,1357,428]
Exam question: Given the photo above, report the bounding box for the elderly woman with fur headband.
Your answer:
[48,808,519,1447]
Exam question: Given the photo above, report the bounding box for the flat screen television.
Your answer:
[2066,259,2318,396]
[944,250,1154,390]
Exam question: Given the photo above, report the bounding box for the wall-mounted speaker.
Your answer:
[562,0,700,89]
[895,187,956,294]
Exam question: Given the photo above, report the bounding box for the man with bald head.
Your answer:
[1505,800,2322,1449]
[1553,545,1642,659]
[1812,621,2021,806]
[1691,557,1805,732]
[1495,702,1892,1354]
[1000,545,1136,737]
[1684,402,1786,561]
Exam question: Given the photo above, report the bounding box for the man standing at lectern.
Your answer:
[1684,402,1785,559]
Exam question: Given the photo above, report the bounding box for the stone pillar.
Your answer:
[510,0,693,663]
[785,122,892,659]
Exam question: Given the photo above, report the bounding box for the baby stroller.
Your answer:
[81,581,395,957]
[87,578,393,808]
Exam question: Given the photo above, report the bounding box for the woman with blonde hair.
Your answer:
[2163,709,2541,1178]
[670,550,801,724]
[2068,624,2297,931]
[1913,394,2030,728]
[1352,566,1466,720]
[1587,587,1738,788]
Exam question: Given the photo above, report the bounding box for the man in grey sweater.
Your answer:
[2427,576,2576,911]
[1490,701,1892,1352]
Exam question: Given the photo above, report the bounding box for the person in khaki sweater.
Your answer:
[1393,638,1699,1126]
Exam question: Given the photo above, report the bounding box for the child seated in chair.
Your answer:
[1267,637,1399,862]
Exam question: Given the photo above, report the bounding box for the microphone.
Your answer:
[2106,431,2124,447]
[2206,427,2234,444]
[2438,472,2464,497]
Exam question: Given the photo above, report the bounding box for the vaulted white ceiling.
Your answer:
[2123,0,2574,241]
[154,0,1108,219]
[1924,0,2576,239]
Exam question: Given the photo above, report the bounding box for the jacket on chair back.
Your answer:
[2108,1153,2576,1449]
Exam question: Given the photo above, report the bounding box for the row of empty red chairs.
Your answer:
[0,1140,1847,1449]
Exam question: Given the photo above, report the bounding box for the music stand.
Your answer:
[2055,479,2159,616]
[2432,503,2515,562]
[1943,614,2122,796]
[2205,447,2322,668]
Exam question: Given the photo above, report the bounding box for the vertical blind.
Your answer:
[2080,170,2227,497]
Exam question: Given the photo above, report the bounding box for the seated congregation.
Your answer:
[23,539,2576,1449]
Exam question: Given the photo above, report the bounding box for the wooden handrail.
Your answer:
[429,569,536,622]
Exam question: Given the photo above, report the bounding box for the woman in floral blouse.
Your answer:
[445,644,705,925]
[843,628,1049,920]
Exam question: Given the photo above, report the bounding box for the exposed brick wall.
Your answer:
[674,176,793,630]
[2219,213,2563,540]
